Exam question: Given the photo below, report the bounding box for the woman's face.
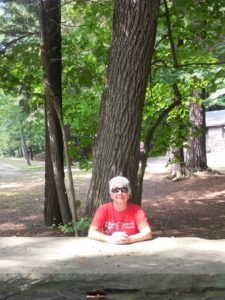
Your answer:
[110,180,129,206]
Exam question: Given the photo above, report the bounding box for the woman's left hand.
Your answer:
[111,231,131,244]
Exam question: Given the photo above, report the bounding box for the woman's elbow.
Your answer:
[88,226,94,239]
[144,228,152,240]
[88,226,100,240]
[148,231,153,240]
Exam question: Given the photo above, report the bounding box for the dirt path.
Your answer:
[0,158,225,238]
[0,161,19,176]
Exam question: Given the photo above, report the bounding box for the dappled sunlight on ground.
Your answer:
[0,183,24,189]
[21,214,41,221]
[203,189,225,199]
[141,171,225,240]
[0,157,225,239]
[0,223,27,231]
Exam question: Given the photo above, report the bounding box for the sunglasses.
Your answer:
[111,187,129,193]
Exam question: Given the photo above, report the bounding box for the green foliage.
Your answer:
[56,198,90,234]
[58,217,91,234]
[142,0,225,155]
[0,0,112,160]
[0,1,44,156]
[78,159,92,171]
[61,1,112,166]
[205,86,225,109]
[0,91,44,156]
[1,0,225,164]
[74,199,81,210]
[0,1,41,96]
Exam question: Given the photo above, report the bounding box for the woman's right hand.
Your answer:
[110,231,129,244]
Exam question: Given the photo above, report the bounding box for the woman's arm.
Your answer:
[88,225,112,243]
[88,225,131,244]
[88,225,152,244]
[124,226,152,244]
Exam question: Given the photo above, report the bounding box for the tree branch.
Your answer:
[163,0,178,68]
[179,61,225,67]
[1,32,39,54]
[0,30,39,36]
[145,99,181,154]
[152,60,225,68]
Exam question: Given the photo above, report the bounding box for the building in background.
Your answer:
[206,110,225,153]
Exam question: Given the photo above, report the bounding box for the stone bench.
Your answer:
[1,237,225,299]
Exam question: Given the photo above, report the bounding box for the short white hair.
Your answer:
[109,176,131,193]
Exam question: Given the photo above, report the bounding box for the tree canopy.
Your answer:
[1,1,224,158]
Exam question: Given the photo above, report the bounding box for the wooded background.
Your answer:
[0,0,224,227]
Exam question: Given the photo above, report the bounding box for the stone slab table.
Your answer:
[0,237,225,298]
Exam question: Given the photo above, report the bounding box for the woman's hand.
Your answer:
[88,226,130,244]
[110,231,131,244]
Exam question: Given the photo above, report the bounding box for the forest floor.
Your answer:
[0,156,225,239]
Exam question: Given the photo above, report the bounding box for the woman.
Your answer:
[88,176,152,244]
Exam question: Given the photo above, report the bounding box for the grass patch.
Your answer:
[21,165,45,172]
[0,197,31,210]
[0,157,92,176]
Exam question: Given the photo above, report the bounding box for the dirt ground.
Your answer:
[0,158,225,239]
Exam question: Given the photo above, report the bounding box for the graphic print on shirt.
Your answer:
[104,221,135,235]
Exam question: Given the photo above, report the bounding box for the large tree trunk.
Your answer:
[85,0,160,217]
[186,94,208,172]
[39,0,71,225]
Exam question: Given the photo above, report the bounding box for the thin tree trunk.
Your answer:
[163,0,186,179]
[21,126,31,166]
[44,109,62,226]
[170,146,186,179]
[29,147,33,160]
[39,0,71,224]
[137,99,181,200]
[85,0,160,217]
[48,89,79,236]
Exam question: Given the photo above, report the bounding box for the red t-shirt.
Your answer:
[91,202,150,236]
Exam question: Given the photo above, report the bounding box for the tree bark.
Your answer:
[186,92,208,172]
[21,126,31,166]
[85,0,160,217]
[170,146,186,179]
[39,0,71,225]
[44,102,62,226]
